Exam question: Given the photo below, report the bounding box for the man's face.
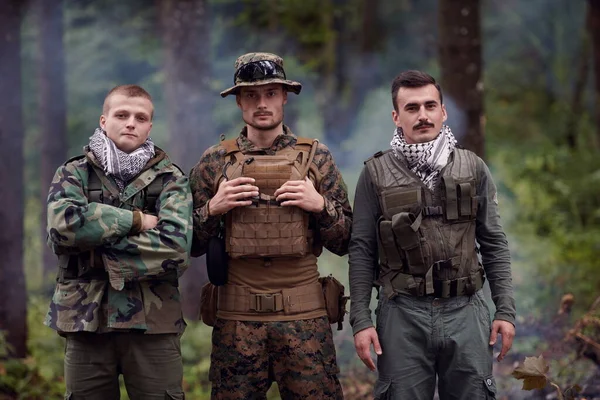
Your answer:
[392,84,447,144]
[236,84,287,131]
[99,94,153,153]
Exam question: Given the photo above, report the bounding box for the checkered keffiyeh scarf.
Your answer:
[390,125,457,189]
[89,128,155,192]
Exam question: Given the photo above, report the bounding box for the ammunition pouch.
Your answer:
[319,275,349,331]
[216,282,325,315]
[390,267,485,298]
[200,282,219,327]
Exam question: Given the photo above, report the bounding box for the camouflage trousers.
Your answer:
[63,332,184,400]
[209,316,343,399]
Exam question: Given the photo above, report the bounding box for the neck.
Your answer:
[246,123,284,148]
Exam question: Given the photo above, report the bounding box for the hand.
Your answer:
[490,320,515,362]
[274,177,325,213]
[353,327,382,371]
[208,177,259,216]
[142,213,158,230]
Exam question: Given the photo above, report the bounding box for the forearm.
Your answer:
[103,177,193,287]
[349,166,380,334]
[476,159,516,324]
[46,165,136,252]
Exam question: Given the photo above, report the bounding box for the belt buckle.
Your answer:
[255,293,276,312]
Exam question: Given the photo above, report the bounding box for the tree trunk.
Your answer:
[320,0,384,165]
[588,0,600,147]
[438,0,485,158]
[566,3,591,149]
[36,0,67,281]
[159,0,212,320]
[159,0,213,171]
[0,0,28,358]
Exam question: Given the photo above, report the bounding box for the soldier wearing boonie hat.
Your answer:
[220,52,302,97]
[190,53,352,399]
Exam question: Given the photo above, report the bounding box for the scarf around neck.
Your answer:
[390,125,457,189]
[88,128,155,191]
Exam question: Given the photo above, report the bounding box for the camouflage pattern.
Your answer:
[189,125,352,258]
[220,52,302,97]
[209,316,343,399]
[45,146,192,334]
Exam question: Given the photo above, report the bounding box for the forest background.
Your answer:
[1,0,600,399]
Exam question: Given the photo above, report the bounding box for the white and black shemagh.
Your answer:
[88,128,155,192]
[390,125,457,190]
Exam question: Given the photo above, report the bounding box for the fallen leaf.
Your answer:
[511,355,549,390]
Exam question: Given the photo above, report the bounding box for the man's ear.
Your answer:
[442,104,448,122]
[235,94,242,109]
[99,115,106,130]
[283,90,288,105]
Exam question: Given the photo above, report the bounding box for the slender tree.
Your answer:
[159,0,212,318]
[588,0,600,147]
[0,0,28,358]
[159,0,213,171]
[438,0,485,158]
[36,0,67,280]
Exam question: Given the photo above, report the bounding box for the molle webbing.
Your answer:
[217,282,325,314]
[389,267,485,298]
[222,137,320,259]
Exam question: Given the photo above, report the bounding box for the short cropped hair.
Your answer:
[391,71,443,112]
[102,84,154,118]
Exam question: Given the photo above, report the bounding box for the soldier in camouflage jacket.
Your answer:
[190,53,352,399]
[45,85,191,400]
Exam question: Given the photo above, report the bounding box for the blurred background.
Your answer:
[1,0,600,398]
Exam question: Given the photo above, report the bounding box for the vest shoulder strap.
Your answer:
[295,136,316,146]
[220,139,240,155]
[87,164,103,204]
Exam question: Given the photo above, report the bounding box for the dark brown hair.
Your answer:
[391,70,443,112]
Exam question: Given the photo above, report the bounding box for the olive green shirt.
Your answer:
[348,152,516,335]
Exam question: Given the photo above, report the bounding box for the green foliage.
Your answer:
[0,303,65,400]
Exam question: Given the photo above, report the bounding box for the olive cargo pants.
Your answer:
[374,290,497,399]
[63,332,184,399]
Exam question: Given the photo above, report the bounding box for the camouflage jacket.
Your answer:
[45,146,192,334]
[189,126,352,257]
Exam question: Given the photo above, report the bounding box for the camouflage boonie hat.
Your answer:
[220,52,302,98]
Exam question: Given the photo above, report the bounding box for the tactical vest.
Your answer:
[57,158,163,283]
[366,148,484,298]
[216,137,322,259]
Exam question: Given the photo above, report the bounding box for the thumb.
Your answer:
[489,326,498,346]
[372,333,382,355]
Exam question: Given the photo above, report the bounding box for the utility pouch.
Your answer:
[319,275,349,331]
[200,282,218,327]
[391,212,429,275]
[206,228,228,286]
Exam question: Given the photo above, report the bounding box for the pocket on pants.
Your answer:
[165,388,185,399]
[373,379,392,400]
[483,376,497,398]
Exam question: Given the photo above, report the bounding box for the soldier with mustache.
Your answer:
[189,53,352,399]
[349,70,516,399]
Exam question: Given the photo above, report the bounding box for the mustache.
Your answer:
[414,121,434,130]
[254,111,273,116]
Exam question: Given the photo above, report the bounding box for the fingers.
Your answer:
[226,177,256,186]
[354,328,381,372]
[497,325,515,362]
[373,334,382,356]
[489,325,498,346]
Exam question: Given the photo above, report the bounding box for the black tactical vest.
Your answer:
[365,148,484,298]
